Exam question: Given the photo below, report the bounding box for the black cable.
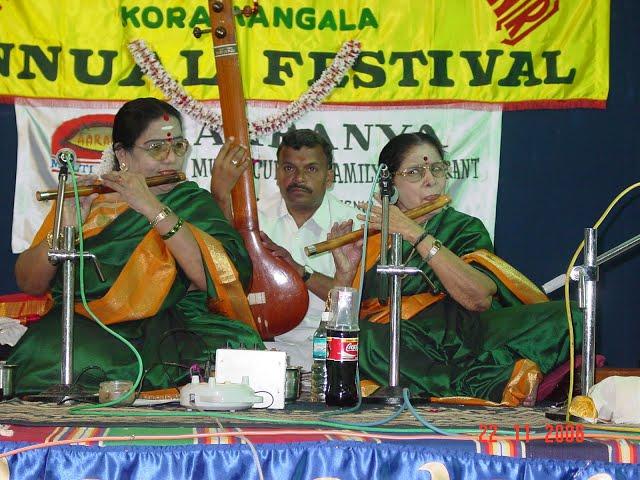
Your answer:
[253,390,275,409]
[72,365,108,387]
[156,328,213,387]
[136,361,191,397]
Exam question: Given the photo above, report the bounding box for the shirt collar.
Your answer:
[269,192,332,233]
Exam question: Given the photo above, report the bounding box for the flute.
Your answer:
[304,194,451,257]
[36,172,187,201]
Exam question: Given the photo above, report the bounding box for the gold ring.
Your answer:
[231,159,239,166]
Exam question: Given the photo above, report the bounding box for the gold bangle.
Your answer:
[161,217,184,240]
[150,206,173,228]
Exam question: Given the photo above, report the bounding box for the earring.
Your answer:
[120,162,128,172]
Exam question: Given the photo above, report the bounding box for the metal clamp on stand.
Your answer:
[26,149,105,404]
[364,233,427,405]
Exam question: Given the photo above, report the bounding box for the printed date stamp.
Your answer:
[478,423,585,443]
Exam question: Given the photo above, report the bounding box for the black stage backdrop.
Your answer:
[0,2,638,367]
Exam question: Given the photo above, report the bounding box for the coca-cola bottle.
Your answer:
[325,287,360,407]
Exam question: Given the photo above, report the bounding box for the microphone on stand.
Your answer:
[378,165,395,305]
[51,148,78,251]
[56,148,77,166]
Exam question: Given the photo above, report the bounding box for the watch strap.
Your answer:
[301,265,313,282]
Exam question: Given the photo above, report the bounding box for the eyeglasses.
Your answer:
[134,138,190,161]
[394,161,450,183]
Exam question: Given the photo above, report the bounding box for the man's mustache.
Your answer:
[287,184,311,193]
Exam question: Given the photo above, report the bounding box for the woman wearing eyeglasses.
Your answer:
[10,98,263,395]
[331,129,582,405]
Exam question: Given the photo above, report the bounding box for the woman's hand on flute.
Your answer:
[330,220,362,287]
[101,171,160,219]
[357,204,424,245]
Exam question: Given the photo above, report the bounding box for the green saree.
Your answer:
[9,181,264,395]
[358,207,584,402]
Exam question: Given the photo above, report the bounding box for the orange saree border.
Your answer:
[8,201,256,331]
[188,225,258,332]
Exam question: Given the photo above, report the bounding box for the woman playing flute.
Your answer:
[9,98,263,395]
[330,129,584,405]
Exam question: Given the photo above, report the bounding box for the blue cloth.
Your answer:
[2,441,639,479]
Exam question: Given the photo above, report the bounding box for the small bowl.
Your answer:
[99,380,135,406]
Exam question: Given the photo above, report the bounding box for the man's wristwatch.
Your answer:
[301,265,314,282]
[425,239,442,263]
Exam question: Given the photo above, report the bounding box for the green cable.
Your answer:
[63,166,144,414]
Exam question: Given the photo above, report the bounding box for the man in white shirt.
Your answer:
[212,129,361,370]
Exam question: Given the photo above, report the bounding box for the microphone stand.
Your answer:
[545,226,640,422]
[377,165,394,305]
[26,153,105,404]
[363,233,427,405]
[543,227,640,401]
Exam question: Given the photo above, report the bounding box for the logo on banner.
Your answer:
[488,0,560,45]
[50,114,114,174]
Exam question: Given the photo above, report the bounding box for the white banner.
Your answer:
[12,100,502,252]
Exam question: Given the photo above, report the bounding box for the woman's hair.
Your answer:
[378,126,446,175]
[112,97,183,170]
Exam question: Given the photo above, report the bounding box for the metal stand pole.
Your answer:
[60,225,76,387]
[574,228,598,395]
[546,228,600,422]
[388,233,402,388]
[26,231,106,403]
[364,233,428,405]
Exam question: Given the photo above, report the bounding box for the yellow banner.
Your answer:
[0,0,609,108]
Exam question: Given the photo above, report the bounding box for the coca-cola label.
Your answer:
[327,336,359,362]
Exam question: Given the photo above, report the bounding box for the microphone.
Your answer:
[56,148,77,166]
[378,164,399,204]
[378,164,396,305]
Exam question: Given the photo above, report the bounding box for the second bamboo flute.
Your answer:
[36,172,187,201]
[304,194,451,257]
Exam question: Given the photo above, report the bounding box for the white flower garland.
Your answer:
[96,145,116,175]
[127,38,361,140]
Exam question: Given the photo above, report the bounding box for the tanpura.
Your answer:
[203,0,308,340]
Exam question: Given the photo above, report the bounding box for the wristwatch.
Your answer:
[425,239,442,263]
[301,265,314,282]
